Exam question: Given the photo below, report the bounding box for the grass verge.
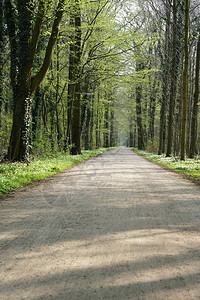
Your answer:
[0,148,113,195]
[133,148,200,183]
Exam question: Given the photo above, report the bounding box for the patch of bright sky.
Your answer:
[115,0,138,24]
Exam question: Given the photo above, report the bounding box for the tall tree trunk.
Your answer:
[98,115,102,147]
[133,118,137,147]
[110,108,115,147]
[89,97,94,149]
[174,83,183,156]
[136,84,145,150]
[186,44,193,156]
[180,0,190,160]
[189,32,200,158]
[7,0,33,161]
[5,0,64,161]
[50,103,55,152]
[70,0,82,155]
[129,127,134,147]
[55,104,61,150]
[95,89,100,148]
[158,6,170,155]
[84,102,91,150]
[81,76,90,150]
[55,39,61,150]
[129,116,134,147]
[31,87,41,143]
[158,94,167,154]
[149,79,156,143]
[136,63,145,150]
[0,0,4,131]
[42,94,48,133]
[166,0,177,157]
[66,11,76,148]
[104,99,109,148]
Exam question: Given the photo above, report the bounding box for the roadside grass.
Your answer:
[133,148,200,183]
[0,148,113,195]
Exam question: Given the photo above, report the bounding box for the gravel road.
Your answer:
[1,147,200,300]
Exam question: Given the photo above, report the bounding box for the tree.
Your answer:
[70,0,82,155]
[136,62,145,150]
[1,0,199,158]
[0,0,4,131]
[189,31,200,158]
[180,0,190,160]
[158,3,170,155]
[166,0,178,157]
[66,8,76,148]
[4,0,65,161]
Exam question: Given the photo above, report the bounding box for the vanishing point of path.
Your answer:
[1,147,200,300]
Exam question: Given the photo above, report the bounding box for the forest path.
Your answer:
[1,147,200,300]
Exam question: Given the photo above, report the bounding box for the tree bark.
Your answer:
[81,76,90,150]
[70,0,82,155]
[189,32,200,158]
[95,89,100,148]
[149,79,156,143]
[136,85,145,150]
[55,40,61,151]
[7,0,33,161]
[0,0,4,131]
[5,0,65,161]
[31,87,41,143]
[110,108,115,147]
[180,0,190,160]
[84,103,91,150]
[166,0,177,157]
[104,98,109,148]
[158,5,170,155]
[136,63,145,150]
[89,97,94,149]
[66,10,76,148]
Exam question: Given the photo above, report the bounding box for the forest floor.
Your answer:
[1,147,200,300]
[133,149,200,184]
[0,148,112,195]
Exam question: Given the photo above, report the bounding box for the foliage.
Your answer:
[1,0,200,162]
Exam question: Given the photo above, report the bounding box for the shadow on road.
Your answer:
[1,147,200,299]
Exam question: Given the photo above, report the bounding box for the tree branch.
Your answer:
[81,0,109,53]
[4,0,18,92]
[31,0,65,94]
[29,0,46,65]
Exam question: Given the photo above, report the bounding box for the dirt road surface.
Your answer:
[1,147,200,300]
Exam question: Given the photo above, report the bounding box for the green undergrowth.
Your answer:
[0,148,113,195]
[133,148,200,183]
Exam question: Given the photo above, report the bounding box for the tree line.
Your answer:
[0,0,199,161]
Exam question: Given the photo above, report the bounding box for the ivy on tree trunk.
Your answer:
[4,0,65,161]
